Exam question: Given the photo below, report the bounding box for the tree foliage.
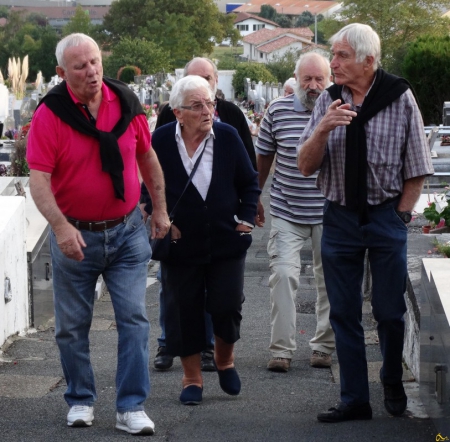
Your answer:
[314,18,343,45]
[103,37,172,77]
[103,0,232,67]
[117,65,141,83]
[266,49,302,84]
[62,5,95,37]
[275,14,293,28]
[0,10,58,81]
[295,11,314,28]
[259,5,277,22]
[220,13,241,46]
[0,6,9,19]
[402,35,450,125]
[341,0,450,74]
[232,63,276,97]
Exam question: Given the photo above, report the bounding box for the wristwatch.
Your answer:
[396,210,412,224]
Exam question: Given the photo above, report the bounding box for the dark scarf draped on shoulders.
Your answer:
[327,68,412,225]
[37,77,144,201]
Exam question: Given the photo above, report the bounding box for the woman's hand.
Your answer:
[235,224,252,234]
[171,224,182,241]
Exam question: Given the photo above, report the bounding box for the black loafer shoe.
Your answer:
[383,382,407,416]
[154,346,174,370]
[380,367,407,416]
[201,350,216,372]
[317,402,372,423]
[180,385,203,405]
[217,367,241,396]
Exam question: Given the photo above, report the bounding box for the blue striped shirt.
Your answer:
[256,94,325,224]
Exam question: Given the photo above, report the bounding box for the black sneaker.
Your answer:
[200,350,216,372]
[154,346,174,370]
[317,402,372,423]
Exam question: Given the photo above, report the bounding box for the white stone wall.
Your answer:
[0,196,28,347]
[217,70,235,101]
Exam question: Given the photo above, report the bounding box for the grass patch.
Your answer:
[209,46,244,69]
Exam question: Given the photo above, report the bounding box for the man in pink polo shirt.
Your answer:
[27,33,170,435]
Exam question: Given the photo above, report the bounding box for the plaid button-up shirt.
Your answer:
[298,85,434,206]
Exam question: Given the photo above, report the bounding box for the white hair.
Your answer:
[169,75,215,110]
[56,33,100,69]
[283,77,296,90]
[329,23,381,70]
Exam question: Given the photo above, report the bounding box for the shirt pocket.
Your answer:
[366,133,403,185]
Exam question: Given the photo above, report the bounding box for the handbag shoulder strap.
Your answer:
[169,138,207,218]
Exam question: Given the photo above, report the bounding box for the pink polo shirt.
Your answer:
[27,82,151,221]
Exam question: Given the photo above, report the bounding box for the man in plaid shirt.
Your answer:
[298,23,434,423]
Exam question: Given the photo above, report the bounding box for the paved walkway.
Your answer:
[0,179,440,441]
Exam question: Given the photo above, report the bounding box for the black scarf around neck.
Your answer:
[327,68,411,225]
[37,77,144,201]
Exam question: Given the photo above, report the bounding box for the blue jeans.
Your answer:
[321,199,407,406]
[156,267,214,350]
[51,207,151,413]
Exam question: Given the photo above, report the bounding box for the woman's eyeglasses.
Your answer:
[181,101,215,112]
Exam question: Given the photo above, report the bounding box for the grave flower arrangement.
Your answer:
[422,189,450,228]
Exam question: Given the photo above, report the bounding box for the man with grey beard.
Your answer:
[255,52,335,372]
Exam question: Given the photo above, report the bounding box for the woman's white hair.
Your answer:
[329,23,381,70]
[56,33,100,69]
[169,75,215,110]
[283,77,296,90]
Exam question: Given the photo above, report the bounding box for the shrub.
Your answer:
[232,63,276,98]
[117,65,141,83]
[402,35,450,125]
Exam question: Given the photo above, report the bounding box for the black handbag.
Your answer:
[150,142,206,261]
[149,228,172,262]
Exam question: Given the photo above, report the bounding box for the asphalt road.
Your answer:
[0,179,440,442]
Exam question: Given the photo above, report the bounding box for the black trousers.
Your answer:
[160,256,246,357]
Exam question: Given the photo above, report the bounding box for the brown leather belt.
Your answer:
[67,208,135,232]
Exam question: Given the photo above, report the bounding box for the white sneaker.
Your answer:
[115,410,155,435]
[67,405,94,427]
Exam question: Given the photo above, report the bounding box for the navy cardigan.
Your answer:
[152,121,260,265]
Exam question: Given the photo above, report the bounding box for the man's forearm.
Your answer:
[257,153,275,191]
[297,128,329,177]
[398,175,427,212]
[29,170,68,230]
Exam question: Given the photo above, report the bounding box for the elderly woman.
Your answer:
[152,75,259,405]
[283,77,296,96]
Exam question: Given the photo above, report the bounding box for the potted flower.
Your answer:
[441,135,450,146]
[422,191,450,233]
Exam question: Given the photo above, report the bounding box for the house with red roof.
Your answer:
[233,0,342,18]
[233,11,279,38]
[242,27,322,63]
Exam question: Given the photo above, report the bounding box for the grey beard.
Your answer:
[295,84,322,111]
